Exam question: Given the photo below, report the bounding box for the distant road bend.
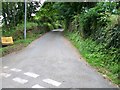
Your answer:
[1,29,117,88]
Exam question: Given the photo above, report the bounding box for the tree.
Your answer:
[2,2,40,28]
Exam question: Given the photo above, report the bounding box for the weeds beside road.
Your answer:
[65,31,119,87]
[0,22,46,57]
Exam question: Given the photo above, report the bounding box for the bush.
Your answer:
[65,31,119,85]
[65,2,120,86]
[2,22,41,41]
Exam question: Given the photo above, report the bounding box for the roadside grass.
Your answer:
[0,33,41,57]
[0,22,46,57]
[65,31,119,86]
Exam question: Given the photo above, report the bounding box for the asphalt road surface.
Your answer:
[0,29,117,88]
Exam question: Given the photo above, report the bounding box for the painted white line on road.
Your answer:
[32,84,45,88]
[1,73,11,78]
[43,79,61,87]
[13,77,28,84]
[10,68,22,72]
[3,66,9,69]
[24,72,39,78]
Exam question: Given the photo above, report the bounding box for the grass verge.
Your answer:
[65,31,119,87]
[0,22,47,57]
[0,34,41,57]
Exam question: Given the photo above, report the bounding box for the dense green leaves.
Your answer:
[65,31,119,85]
[2,2,40,28]
[34,2,63,30]
[62,2,120,85]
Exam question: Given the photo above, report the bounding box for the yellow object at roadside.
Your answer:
[1,37,14,45]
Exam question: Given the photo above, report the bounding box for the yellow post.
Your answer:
[1,37,14,45]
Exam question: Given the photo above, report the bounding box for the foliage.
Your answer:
[2,22,42,41]
[1,22,43,57]
[2,2,40,28]
[63,2,120,86]
[34,2,63,31]
[65,31,119,85]
[0,37,39,57]
[78,2,119,38]
[52,2,96,30]
[1,2,56,57]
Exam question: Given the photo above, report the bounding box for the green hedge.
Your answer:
[65,31,119,86]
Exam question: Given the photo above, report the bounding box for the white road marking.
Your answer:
[43,79,61,87]
[3,66,8,69]
[10,68,22,72]
[13,77,28,84]
[24,72,39,78]
[1,73,11,78]
[32,84,45,88]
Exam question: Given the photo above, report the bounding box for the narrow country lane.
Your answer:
[0,29,116,88]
